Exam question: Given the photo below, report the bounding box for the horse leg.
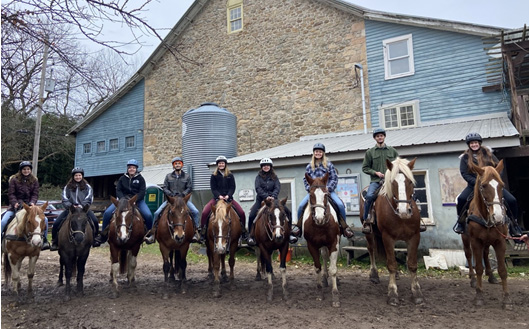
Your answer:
[77,252,90,297]
[493,238,512,309]
[213,254,221,298]
[320,247,329,288]
[483,247,498,284]
[10,258,22,299]
[64,256,73,301]
[179,246,190,294]
[462,234,476,288]
[255,247,262,281]
[57,257,64,287]
[27,255,39,300]
[127,253,138,288]
[278,243,289,301]
[407,236,424,305]
[329,247,340,308]
[228,241,238,291]
[383,236,399,306]
[471,240,485,306]
[365,232,380,284]
[169,250,176,282]
[307,244,323,301]
[109,246,120,299]
[259,246,274,302]
[221,254,229,283]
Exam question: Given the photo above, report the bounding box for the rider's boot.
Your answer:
[144,216,160,245]
[50,229,59,251]
[291,216,302,237]
[247,224,256,246]
[241,226,250,242]
[199,226,207,244]
[41,235,50,251]
[338,216,354,239]
[192,222,200,243]
[95,225,109,245]
[453,216,465,234]
[509,218,523,238]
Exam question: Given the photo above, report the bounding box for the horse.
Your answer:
[2,202,48,301]
[359,158,424,306]
[156,194,194,298]
[253,197,290,302]
[107,195,146,299]
[302,172,341,307]
[206,199,242,298]
[57,205,93,301]
[466,159,512,309]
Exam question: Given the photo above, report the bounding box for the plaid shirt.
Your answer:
[303,161,338,193]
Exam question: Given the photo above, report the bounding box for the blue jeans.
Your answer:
[363,182,381,220]
[154,200,200,227]
[102,199,153,231]
[1,210,49,237]
[296,191,346,222]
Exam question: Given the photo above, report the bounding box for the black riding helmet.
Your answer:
[71,167,84,176]
[465,132,482,145]
[19,161,32,171]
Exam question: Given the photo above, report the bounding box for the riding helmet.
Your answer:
[260,158,273,167]
[465,132,482,145]
[172,156,184,165]
[216,155,228,165]
[71,167,84,176]
[372,128,386,138]
[127,159,139,168]
[313,143,326,152]
[19,161,32,171]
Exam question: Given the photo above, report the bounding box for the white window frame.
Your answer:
[413,170,434,225]
[379,100,419,130]
[227,0,243,34]
[279,178,296,215]
[125,136,135,148]
[383,34,415,80]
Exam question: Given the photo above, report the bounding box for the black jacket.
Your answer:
[62,181,93,208]
[116,172,146,201]
[255,173,280,202]
[210,172,235,201]
[459,151,499,187]
[163,170,192,197]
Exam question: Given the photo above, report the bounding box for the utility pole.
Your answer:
[32,37,49,177]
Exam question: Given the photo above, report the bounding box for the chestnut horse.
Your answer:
[466,159,512,309]
[57,205,93,301]
[156,194,194,298]
[206,200,242,298]
[254,197,290,302]
[107,195,146,299]
[460,226,498,287]
[302,172,341,307]
[2,202,48,300]
[360,158,424,306]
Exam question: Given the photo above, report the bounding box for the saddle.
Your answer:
[2,210,28,241]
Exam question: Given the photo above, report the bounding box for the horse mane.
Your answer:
[15,209,28,234]
[214,201,228,222]
[381,158,416,199]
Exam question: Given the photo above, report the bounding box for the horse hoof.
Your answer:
[474,298,483,306]
[370,277,380,284]
[414,297,424,305]
[56,281,64,287]
[502,302,513,310]
[109,291,119,299]
[470,280,476,288]
[162,293,169,300]
[488,276,499,284]
[255,273,262,281]
[64,295,71,302]
[387,297,399,306]
[332,301,341,308]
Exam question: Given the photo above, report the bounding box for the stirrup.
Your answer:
[343,227,354,239]
[289,235,298,244]
[361,223,372,234]
[144,234,155,245]
[247,237,256,246]
[291,226,301,237]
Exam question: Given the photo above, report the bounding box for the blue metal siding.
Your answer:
[74,80,145,177]
[365,20,510,127]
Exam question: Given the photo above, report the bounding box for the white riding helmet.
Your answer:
[216,155,228,165]
[260,158,273,167]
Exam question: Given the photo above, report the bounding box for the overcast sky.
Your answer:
[115,0,529,64]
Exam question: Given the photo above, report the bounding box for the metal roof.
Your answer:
[141,164,171,186]
[225,113,520,170]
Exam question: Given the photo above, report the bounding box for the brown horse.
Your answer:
[206,199,242,298]
[2,202,48,301]
[107,195,146,299]
[302,172,341,307]
[360,158,424,306]
[254,197,290,302]
[156,194,194,298]
[57,205,93,301]
[461,228,498,288]
[466,159,512,309]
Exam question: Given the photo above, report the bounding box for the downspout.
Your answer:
[355,63,368,134]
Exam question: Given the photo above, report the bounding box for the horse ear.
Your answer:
[495,159,504,174]
[184,193,192,203]
[110,196,119,207]
[23,202,31,212]
[386,159,393,171]
[322,172,329,183]
[130,194,138,204]
[305,172,314,185]
[70,205,77,213]
[280,196,288,205]
[39,202,48,212]
[467,157,484,176]
[167,195,176,205]
[264,198,272,207]
[408,157,417,170]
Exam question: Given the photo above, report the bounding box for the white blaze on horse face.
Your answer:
[216,219,225,253]
[31,215,43,246]
[489,180,503,221]
[314,188,326,221]
[396,174,408,217]
[120,211,129,237]
[273,208,281,237]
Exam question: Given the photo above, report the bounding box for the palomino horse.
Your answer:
[466,159,512,309]
[302,172,341,307]
[57,205,93,301]
[254,197,290,302]
[108,195,146,299]
[2,202,48,300]
[156,194,194,298]
[360,158,424,306]
[206,199,242,298]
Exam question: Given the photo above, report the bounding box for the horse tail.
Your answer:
[119,249,128,274]
[3,253,11,281]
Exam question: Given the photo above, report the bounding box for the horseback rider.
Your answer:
[49,167,101,251]
[454,132,522,237]
[361,128,399,234]
[247,158,297,246]
[1,161,50,250]
[292,143,354,239]
[199,156,248,242]
[96,159,153,244]
[145,156,201,244]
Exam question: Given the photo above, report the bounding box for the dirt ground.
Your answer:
[1,245,528,329]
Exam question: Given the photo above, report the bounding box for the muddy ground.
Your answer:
[1,244,528,329]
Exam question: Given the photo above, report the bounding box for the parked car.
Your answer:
[36,200,64,228]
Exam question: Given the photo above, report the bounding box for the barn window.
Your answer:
[125,136,135,148]
[383,34,415,79]
[413,170,434,225]
[380,100,419,129]
[278,178,296,216]
[227,0,243,34]
[109,138,119,151]
[83,143,91,154]
[97,141,106,153]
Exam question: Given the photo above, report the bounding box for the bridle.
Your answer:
[263,205,287,241]
[23,210,45,243]
[309,184,331,224]
[476,177,506,226]
[67,211,89,244]
[384,175,416,217]
[166,205,191,239]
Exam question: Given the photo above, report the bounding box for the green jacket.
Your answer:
[362,144,399,183]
